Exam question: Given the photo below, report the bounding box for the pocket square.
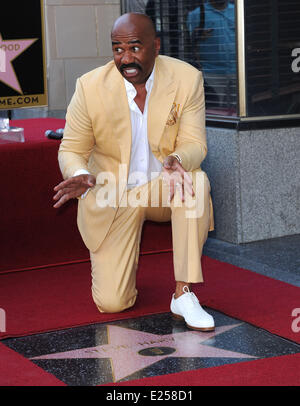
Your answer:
[166,103,180,126]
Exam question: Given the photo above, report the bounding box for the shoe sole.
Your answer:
[171,312,215,332]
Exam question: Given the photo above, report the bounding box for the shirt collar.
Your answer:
[123,64,155,102]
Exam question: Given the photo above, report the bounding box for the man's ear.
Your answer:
[155,37,161,56]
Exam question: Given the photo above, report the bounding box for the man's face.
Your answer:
[111,23,160,86]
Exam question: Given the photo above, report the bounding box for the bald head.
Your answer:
[111,13,157,39]
[111,12,160,86]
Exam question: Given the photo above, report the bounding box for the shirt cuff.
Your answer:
[73,168,90,177]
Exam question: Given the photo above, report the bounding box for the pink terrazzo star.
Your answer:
[0,33,38,94]
[31,324,256,382]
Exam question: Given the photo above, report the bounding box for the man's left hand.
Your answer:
[162,156,194,202]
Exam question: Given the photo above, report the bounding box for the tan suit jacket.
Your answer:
[58,55,209,252]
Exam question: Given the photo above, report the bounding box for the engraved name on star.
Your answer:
[0,33,38,94]
[31,324,257,382]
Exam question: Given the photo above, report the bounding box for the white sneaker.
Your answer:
[170,286,215,331]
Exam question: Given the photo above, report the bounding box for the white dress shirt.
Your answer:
[124,66,162,189]
[74,66,162,192]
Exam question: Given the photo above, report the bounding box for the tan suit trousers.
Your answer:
[90,169,213,313]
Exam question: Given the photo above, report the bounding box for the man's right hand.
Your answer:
[53,174,96,208]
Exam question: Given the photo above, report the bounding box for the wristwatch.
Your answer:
[172,154,182,165]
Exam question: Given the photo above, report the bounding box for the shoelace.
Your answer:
[182,291,200,309]
[182,286,202,310]
[190,292,201,307]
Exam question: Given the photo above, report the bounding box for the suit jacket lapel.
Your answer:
[100,57,176,174]
[148,56,176,154]
[102,67,132,175]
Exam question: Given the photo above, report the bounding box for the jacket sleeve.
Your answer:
[58,78,95,179]
[170,70,207,172]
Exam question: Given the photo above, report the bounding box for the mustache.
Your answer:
[120,63,142,71]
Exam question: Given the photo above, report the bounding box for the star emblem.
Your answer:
[0,33,38,94]
[31,324,257,382]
